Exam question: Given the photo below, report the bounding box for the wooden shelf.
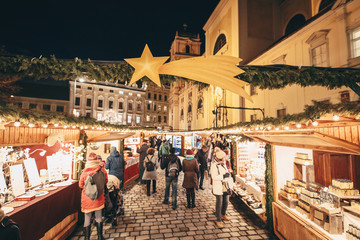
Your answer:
[278,192,298,209]
[343,206,360,217]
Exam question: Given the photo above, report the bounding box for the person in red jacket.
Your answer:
[79,152,108,240]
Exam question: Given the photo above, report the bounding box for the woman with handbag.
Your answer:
[210,147,231,229]
[79,152,108,240]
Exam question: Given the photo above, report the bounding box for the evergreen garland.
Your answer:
[0,104,157,132]
[77,130,88,179]
[1,56,360,92]
[239,65,360,90]
[265,144,274,234]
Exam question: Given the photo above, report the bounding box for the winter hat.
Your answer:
[88,153,98,161]
[110,146,117,153]
[185,149,194,156]
[85,152,100,168]
[214,147,226,160]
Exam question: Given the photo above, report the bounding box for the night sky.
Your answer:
[0,0,220,60]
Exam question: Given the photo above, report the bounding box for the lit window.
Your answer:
[118,115,123,123]
[158,105,161,111]
[164,106,167,112]
[146,115,150,121]
[97,113,102,121]
[129,92,133,96]
[137,94,141,97]
[127,115,132,124]
[119,90,124,94]
[351,27,360,58]
[136,116,140,124]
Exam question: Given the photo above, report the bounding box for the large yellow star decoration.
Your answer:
[124,44,252,102]
[124,44,169,87]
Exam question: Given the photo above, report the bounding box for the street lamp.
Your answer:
[212,105,265,128]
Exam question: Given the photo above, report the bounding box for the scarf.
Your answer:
[185,156,194,160]
[85,160,100,169]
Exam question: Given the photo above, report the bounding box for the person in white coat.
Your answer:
[142,148,159,196]
[210,147,231,229]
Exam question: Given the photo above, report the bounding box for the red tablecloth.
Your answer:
[124,163,139,185]
[7,181,81,240]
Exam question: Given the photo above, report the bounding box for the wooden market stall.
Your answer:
[0,122,110,240]
[245,116,360,240]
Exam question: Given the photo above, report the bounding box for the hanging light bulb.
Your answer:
[267,126,272,130]
[84,126,88,129]
[260,126,264,130]
[312,121,318,126]
[64,125,68,129]
[296,123,302,128]
[28,123,34,128]
[14,121,21,127]
[80,126,84,130]
[275,127,279,131]
[43,124,48,128]
[92,127,95,130]
[72,126,76,129]
[284,126,290,130]
[333,115,340,121]
[54,123,59,127]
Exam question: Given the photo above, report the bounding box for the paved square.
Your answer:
[68,168,274,240]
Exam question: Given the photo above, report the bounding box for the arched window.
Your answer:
[285,14,306,36]
[188,105,192,113]
[213,34,226,55]
[186,45,190,54]
[318,0,336,13]
[197,99,203,109]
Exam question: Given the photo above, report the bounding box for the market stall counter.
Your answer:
[6,181,81,240]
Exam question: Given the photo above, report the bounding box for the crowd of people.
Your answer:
[76,135,234,240]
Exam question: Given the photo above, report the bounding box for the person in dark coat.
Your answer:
[182,149,199,208]
[137,139,149,184]
[161,148,182,209]
[195,145,208,190]
[106,147,126,190]
[0,203,21,240]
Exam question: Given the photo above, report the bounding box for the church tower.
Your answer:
[168,24,202,131]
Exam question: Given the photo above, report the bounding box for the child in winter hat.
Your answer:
[185,149,194,160]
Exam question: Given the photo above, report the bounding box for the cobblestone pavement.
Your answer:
[68,168,274,240]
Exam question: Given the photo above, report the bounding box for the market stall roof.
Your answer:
[244,130,360,155]
[88,132,136,142]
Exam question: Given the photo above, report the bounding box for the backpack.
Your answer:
[167,159,179,178]
[145,155,155,171]
[85,167,106,201]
